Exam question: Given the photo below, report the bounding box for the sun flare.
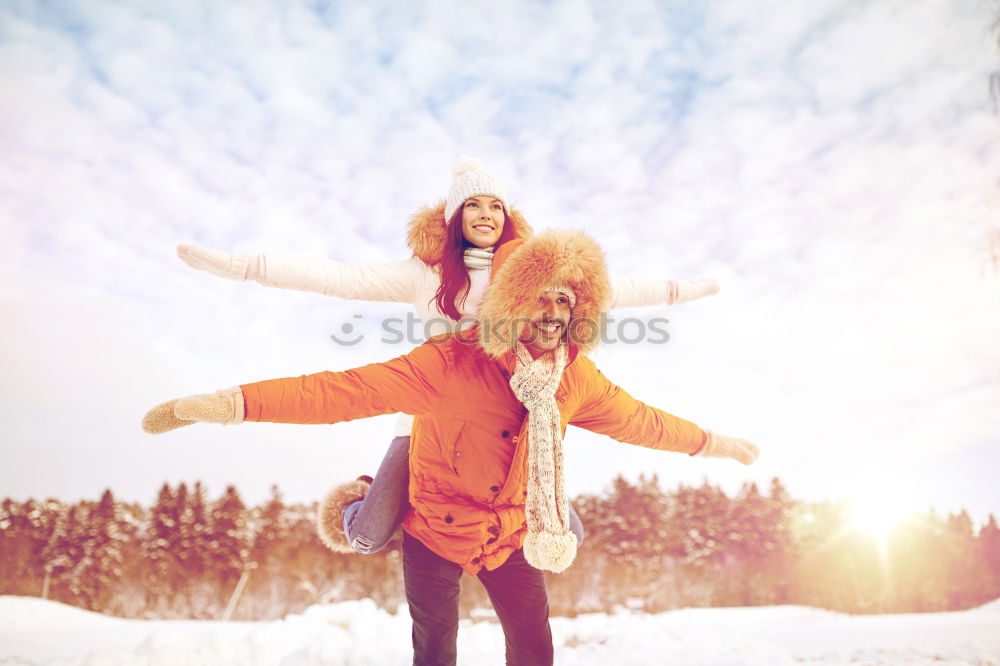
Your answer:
[846,487,917,539]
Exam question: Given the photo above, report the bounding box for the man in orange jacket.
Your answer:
[143,229,759,666]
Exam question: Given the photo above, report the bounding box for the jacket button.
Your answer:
[488,526,499,536]
[454,451,462,457]
[444,515,454,524]
[490,485,501,493]
[501,430,510,438]
[501,369,509,378]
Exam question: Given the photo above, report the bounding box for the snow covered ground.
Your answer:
[1,596,998,665]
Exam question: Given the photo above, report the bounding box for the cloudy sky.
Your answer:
[2,0,998,526]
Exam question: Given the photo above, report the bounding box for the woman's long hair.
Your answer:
[434,207,519,321]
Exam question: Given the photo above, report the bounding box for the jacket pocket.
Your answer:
[447,420,467,476]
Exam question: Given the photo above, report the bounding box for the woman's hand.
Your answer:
[673,278,720,304]
[177,243,258,281]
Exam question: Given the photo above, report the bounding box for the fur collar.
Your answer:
[477,229,611,358]
[406,199,533,267]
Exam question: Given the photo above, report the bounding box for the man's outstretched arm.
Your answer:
[142,341,449,434]
[569,356,759,465]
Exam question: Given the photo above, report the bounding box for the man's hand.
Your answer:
[177,244,257,281]
[142,388,245,434]
[698,431,760,465]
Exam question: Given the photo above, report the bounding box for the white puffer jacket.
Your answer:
[258,201,684,339]
[260,253,678,337]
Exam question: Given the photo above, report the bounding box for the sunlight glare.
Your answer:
[846,485,916,540]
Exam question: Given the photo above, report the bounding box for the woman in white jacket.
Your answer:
[176,157,719,555]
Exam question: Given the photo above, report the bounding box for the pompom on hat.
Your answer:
[444,156,510,223]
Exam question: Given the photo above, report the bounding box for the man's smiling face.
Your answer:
[520,290,572,354]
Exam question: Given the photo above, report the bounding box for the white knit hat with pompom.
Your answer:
[444,156,510,223]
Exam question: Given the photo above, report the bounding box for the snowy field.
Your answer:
[1,596,998,665]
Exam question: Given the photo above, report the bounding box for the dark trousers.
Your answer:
[402,532,554,666]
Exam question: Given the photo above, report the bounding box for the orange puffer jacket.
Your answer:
[241,327,706,575]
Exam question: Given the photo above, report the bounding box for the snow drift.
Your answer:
[2,596,999,665]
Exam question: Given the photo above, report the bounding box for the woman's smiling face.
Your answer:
[460,195,505,248]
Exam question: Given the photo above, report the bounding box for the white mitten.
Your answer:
[673,278,720,304]
[697,431,759,465]
[142,388,245,434]
[177,244,259,281]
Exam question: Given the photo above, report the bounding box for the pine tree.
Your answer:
[665,480,730,567]
[941,510,981,608]
[176,482,211,580]
[978,514,1000,601]
[253,484,289,566]
[209,485,251,588]
[598,474,672,564]
[760,478,797,603]
[143,483,181,609]
[39,500,78,602]
[66,490,129,610]
[0,499,59,596]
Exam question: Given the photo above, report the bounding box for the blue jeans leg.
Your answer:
[569,504,585,546]
[343,435,412,554]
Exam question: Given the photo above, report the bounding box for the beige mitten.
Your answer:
[698,431,760,465]
[142,388,245,434]
[674,278,720,304]
[141,399,193,434]
[177,244,259,281]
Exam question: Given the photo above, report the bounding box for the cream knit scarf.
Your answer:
[509,341,577,573]
[463,246,494,270]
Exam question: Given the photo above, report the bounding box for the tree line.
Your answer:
[1,477,998,620]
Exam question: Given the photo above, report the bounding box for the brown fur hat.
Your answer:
[316,477,370,554]
[406,199,533,267]
[477,229,612,358]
